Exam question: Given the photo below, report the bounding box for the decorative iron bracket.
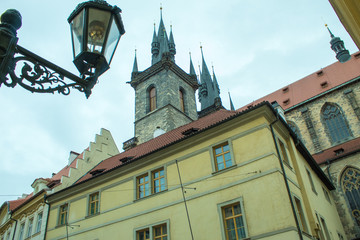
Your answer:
[1,45,98,98]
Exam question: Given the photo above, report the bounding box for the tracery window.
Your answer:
[341,167,360,226]
[322,103,351,143]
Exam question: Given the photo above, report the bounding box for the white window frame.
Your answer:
[35,212,43,233]
[26,217,33,238]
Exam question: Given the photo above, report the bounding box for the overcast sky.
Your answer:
[0,0,358,203]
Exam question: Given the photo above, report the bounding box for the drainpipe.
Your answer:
[43,194,50,240]
[9,214,17,240]
[325,160,333,185]
[270,117,304,240]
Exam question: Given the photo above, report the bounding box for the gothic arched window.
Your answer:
[149,87,156,112]
[341,167,360,226]
[321,103,351,143]
[179,88,185,112]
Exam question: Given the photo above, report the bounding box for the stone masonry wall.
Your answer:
[134,69,198,144]
[285,82,360,155]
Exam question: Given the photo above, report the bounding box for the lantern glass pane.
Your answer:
[87,8,111,54]
[70,9,85,58]
[104,18,120,63]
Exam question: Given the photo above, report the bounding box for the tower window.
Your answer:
[149,87,156,112]
[179,89,185,112]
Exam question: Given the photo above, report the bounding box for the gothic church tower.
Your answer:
[128,10,199,146]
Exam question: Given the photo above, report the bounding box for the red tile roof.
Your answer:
[76,109,238,183]
[313,137,360,165]
[8,193,33,211]
[239,52,360,111]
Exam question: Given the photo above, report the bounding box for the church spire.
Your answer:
[151,6,176,65]
[326,24,351,63]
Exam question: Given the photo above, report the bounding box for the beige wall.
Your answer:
[46,107,345,240]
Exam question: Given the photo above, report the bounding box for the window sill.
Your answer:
[55,224,66,229]
[86,212,100,219]
[134,189,168,202]
[212,164,237,176]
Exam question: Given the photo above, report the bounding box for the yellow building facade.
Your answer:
[45,103,345,240]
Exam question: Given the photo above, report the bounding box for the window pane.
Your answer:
[104,18,121,63]
[218,163,225,171]
[224,152,231,161]
[233,204,242,215]
[217,156,224,164]
[223,144,230,152]
[215,147,222,155]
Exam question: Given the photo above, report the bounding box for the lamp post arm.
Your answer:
[16,45,87,86]
[1,44,97,97]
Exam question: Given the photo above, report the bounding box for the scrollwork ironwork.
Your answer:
[5,55,85,95]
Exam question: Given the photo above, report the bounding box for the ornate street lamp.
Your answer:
[0,0,125,98]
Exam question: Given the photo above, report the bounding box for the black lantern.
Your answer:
[68,0,125,77]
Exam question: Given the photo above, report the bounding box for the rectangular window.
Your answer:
[294,197,308,233]
[137,174,150,199]
[136,228,150,240]
[322,187,331,203]
[306,169,317,194]
[88,192,100,216]
[36,212,42,233]
[26,218,33,238]
[136,222,168,240]
[213,142,233,171]
[153,224,167,240]
[58,204,68,226]
[221,202,247,240]
[315,213,326,240]
[18,223,25,240]
[320,217,331,240]
[152,168,165,194]
[136,168,166,199]
[279,140,290,166]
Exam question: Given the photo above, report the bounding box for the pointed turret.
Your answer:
[132,49,138,73]
[212,66,220,98]
[169,25,176,59]
[228,92,235,111]
[189,52,196,76]
[198,46,223,115]
[326,24,351,63]
[151,24,159,56]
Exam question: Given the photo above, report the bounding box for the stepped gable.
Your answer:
[240,51,360,111]
[313,137,360,164]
